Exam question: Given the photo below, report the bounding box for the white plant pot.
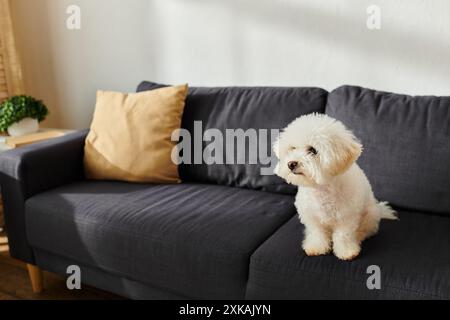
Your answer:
[7,118,39,137]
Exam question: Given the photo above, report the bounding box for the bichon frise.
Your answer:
[274,113,397,260]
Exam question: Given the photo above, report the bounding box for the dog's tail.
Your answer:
[378,201,399,220]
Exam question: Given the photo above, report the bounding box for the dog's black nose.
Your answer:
[288,161,298,171]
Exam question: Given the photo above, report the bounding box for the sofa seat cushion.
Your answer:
[25,181,295,299]
[326,85,450,215]
[246,211,450,299]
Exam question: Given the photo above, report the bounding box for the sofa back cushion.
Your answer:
[326,85,450,215]
[138,81,328,194]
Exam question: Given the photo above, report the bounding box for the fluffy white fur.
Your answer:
[274,113,397,261]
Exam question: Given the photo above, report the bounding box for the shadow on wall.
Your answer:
[183,0,450,84]
[12,0,160,129]
[9,0,450,129]
[10,0,63,127]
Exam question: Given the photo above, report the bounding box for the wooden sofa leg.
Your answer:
[27,264,43,293]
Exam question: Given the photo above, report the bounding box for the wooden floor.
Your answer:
[0,231,122,300]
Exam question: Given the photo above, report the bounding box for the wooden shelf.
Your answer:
[5,130,66,148]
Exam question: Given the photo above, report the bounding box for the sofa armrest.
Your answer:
[0,129,88,263]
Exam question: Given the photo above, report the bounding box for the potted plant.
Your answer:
[0,95,49,137]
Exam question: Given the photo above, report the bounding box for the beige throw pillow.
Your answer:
[84,84,188,183]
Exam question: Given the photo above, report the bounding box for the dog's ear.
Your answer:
[328,130,362,176]
[272,135,280,159]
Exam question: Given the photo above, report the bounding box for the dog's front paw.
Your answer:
[302,238,331,256]
[333,241,361,261]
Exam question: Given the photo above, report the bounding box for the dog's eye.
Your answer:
[288,146,296,151]
[307,146,318,155]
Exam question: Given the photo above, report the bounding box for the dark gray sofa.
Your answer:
[0,82,448,300]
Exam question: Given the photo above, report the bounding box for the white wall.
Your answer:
[10,0,450,129]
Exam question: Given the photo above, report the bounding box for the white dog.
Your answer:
[274,113,397,260]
